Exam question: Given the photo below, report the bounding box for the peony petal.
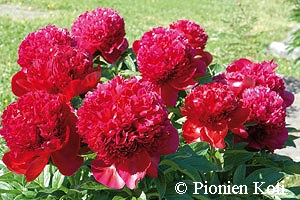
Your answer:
[132,40,141,54]
[146,156,160,178]
[117,151,151,189]
[282,90,294,107]
[193,58,207,78]
[228,76,255,96]
[11,71,32,96]
[51,114,83,176]
[228,106,250,131]
[227,58,252,72]
[63,71,101,100]
[92,159,125,189]
[2,150,50,181]
[102,39,129,63]
[157,125,179,155]
[169,78,198,90]
[161,83,179,107]
[203,126,227,148]
[182,120,202,143]
[25,155,49,182]
[201,51,213,66]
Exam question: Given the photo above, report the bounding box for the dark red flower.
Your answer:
[181,82,249,148]
[235,124,288,153]
[12,45,101,100]
[71,7,128,63]
[218,58,294,107]
[133,27,206,107]
[234,86,288,152]
[76,76,179,189]
[0,91,83,181]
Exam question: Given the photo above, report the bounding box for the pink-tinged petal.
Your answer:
[161,84,179,107]
[11,71,32,96]
[51,124,83,176]
[282,90,294,107]
[117,151,151,189]
[92,159,125,189]
[146,156,160,178]
[227,58,252,72]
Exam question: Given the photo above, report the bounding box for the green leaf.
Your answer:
[189,142,210,156]
[80,180,113,191]
[51,170,65,189]
[223,149,255,171]
[286,127,300,133]
[61,189,83,200]
[233,164,246,185]
[123,54,137,72]
[154,168,167,199]
[112,196,129,200]
[42,165,51,188]
[268,187,300,199]
[207,63,226,77]
[244,168,285,193]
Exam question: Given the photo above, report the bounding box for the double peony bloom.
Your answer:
[0,6,294,190]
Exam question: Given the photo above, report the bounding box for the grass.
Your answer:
[0,0,299,114]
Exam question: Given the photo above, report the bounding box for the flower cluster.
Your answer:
[182,58,293,151]
[0,6,295,193]
[77,76,179,189]
[181,82,249,148]
[213,59,293,152]
[1,7,129,182]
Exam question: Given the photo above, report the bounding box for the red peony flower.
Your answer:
[218,58,294,107]
[71,7,128,63]
[235,124,288,153]
[234,86,288,152]
[181,82,249,148]
[12,45,101,100]
[169,19,212,66]
[242,86,286,126]
[133,26,207,107]
[0,91,83,181]
[76,76,179,189]
[17,25,76,70]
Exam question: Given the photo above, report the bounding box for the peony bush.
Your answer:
[0,7,300,200]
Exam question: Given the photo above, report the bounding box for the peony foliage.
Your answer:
[0,7,300,200]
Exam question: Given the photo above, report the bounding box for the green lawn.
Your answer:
[0,0,298,114]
